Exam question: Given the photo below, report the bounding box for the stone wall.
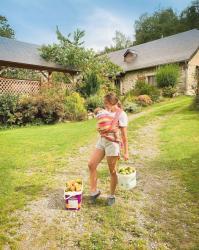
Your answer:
[186,49,199,95]
[120,63,186,94]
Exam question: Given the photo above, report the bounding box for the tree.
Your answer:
[100,31,133,54]
[40,27,121,86]
[134,8,179,45]
[179,0,199,31]
[134,1,199,45]
[0,15,15,38]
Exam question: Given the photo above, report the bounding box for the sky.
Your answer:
[0,0,193,51]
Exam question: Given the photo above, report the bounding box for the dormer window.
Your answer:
[123,49,137,63]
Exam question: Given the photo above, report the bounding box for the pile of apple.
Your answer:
[65,178,82,192]
[118,166,135,175]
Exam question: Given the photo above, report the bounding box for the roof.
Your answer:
[107,29,199,72]
[0,36,78,74]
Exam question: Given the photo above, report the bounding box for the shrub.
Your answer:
[14,96,38,125]
[77,72,100,97]
[124,102,141,113]
[162,86,177,98]
[85,94,103,111]
[36,94,65,124]
[65,92,87,120]
[0,93,19,125]
[134,80,160,102]
[156,64,180,88]
[136,95,152,106]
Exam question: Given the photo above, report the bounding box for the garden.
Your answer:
[0,14,199,250]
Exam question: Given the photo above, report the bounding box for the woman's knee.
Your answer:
[88,161,97,171]
[109,167,117,176]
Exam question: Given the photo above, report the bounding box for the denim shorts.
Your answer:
[95,136,120,157]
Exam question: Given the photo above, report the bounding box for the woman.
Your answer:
[88,92,129,206]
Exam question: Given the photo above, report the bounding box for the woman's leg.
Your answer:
[88,148,105,193]
[106,156,119,195]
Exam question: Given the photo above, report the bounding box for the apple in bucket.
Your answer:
[118,166,135,175]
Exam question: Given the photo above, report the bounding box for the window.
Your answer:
[114,78,121,90]
[147,75,156,86]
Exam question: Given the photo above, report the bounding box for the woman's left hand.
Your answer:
[123,152,129,161]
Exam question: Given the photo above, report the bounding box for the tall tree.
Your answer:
[0,15,15,38]
[179,0,199,31]
[134,8,179,45]
[40,27,121,84]
[100,30,133,54]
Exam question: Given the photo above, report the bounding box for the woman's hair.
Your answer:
[104,92,123,109]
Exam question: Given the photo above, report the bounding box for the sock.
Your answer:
[90,189,100,196]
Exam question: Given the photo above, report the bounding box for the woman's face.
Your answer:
[104,99,116,111]
[104,99,112,110]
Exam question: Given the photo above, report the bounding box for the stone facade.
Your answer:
[119,51,199,95]
[186,49,199,95]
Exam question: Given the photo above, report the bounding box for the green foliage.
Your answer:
[134,1,199,45]
[100,30,133,54]
[179,0,199,31]
[0,68,40,81]
[0,15,15,38]
[40,27,121,83]
[123,102,141,113]
[0,93,18,125]
[85,94,103,111]
[134,8,179,45]
[162,86,177,98]
[156,64,180,88]
[77,72,100,97]
[64,92,87,121]
[0,87,87,126]
[134,80,161,101]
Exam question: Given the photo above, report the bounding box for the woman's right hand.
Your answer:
[123,152,129,161]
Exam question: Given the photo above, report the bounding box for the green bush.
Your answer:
[0,86,88,126]
[65,92,87,120]
[134,80,160,102]
[85,94,103,111]
[156,64,180,88]
[124,102,141,113]
[14,96,38,125]
[77,72,100,97]
[0,93,19,125]
[162,86,177,98]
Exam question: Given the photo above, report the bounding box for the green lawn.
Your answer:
[0,96,198,249]
[0,120,96,246]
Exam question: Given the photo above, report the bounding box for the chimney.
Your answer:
[124,49,137,63]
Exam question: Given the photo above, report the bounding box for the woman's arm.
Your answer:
[120,127,129,161]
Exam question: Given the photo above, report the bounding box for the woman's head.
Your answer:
[103,92,122,111]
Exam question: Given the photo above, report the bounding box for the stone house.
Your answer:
[108,29,199,95]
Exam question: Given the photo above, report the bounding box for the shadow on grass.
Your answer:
[47,188,66,210]
[83,194,108,207]
[15,184,43,196]
[153,153,199,199]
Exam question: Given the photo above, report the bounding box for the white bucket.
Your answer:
[117,170,136,190]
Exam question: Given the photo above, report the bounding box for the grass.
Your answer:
[0,119,96,247]
[0,96,198,249]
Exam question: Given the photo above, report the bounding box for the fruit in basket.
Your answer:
[65,179,82,192]
[75,178,82,184]
[118,166,135,175]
